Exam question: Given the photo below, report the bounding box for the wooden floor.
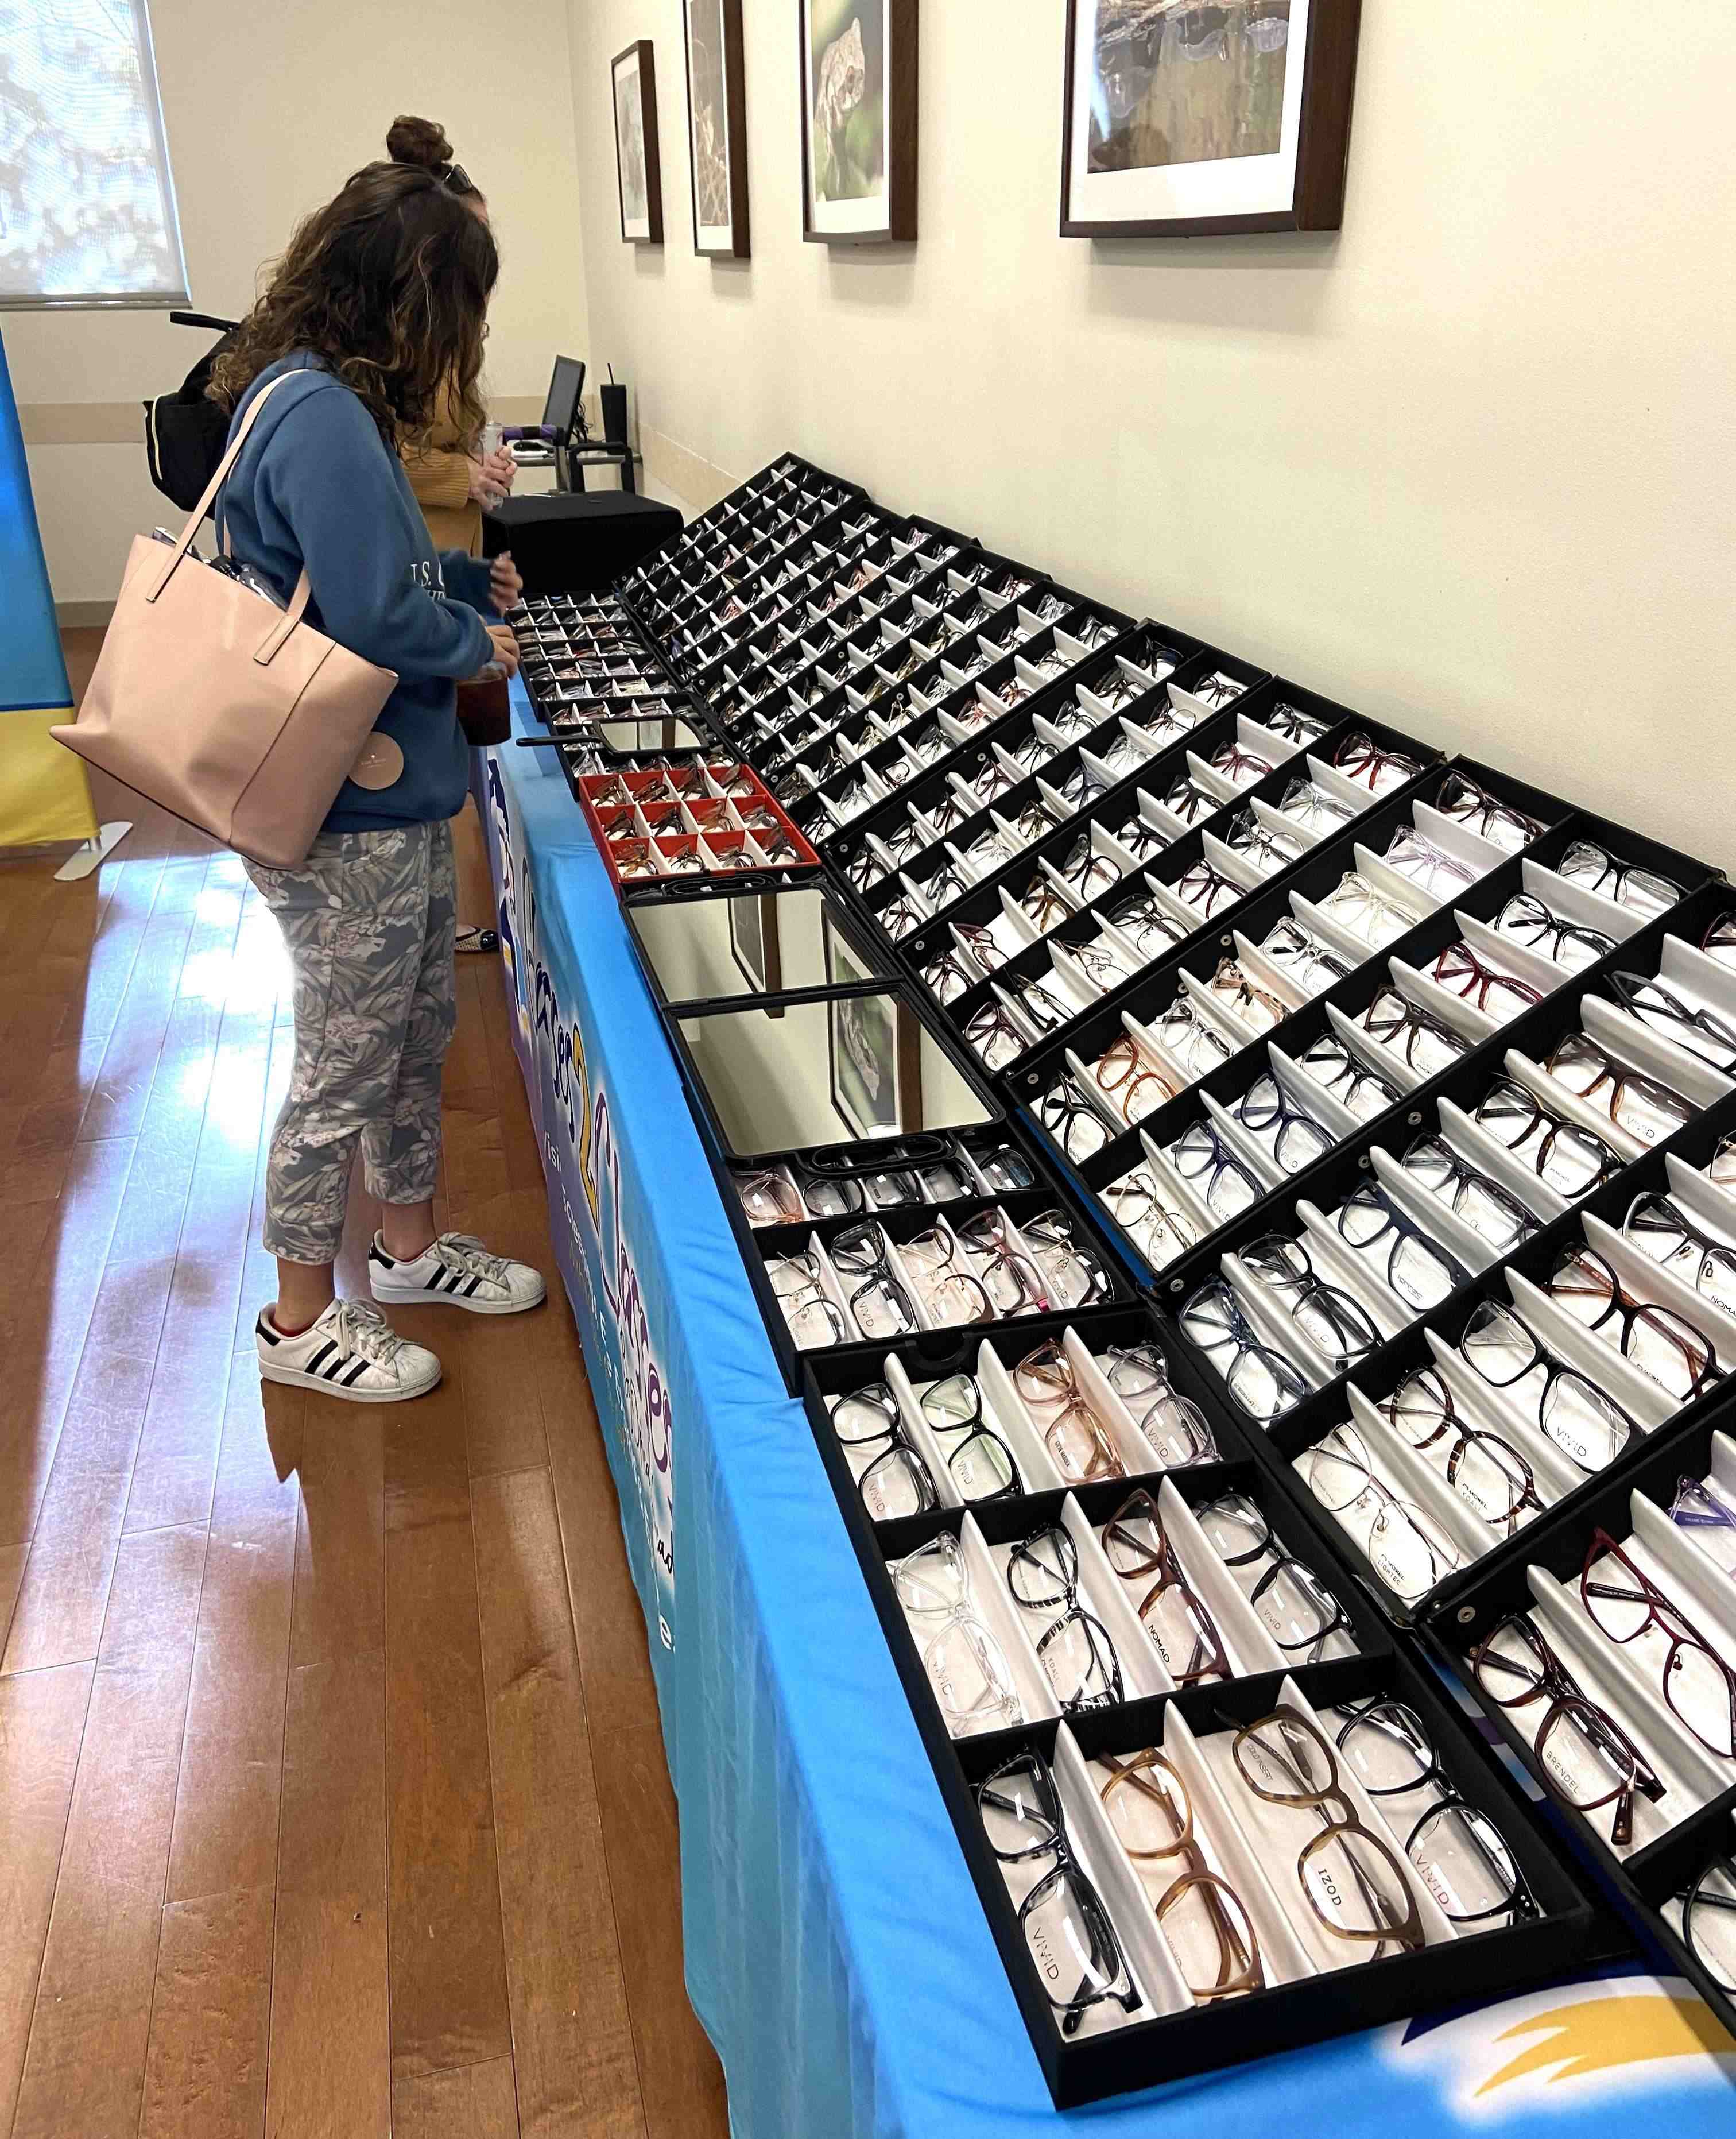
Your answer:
[0,634,731,2138]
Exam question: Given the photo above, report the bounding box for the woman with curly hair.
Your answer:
[211,156,545,1405]
[385,115,517,554]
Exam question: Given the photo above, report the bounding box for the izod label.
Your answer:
[1306,1855,1349,1921]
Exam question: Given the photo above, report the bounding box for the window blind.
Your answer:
[0,0,188,308]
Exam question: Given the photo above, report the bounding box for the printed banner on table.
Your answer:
[479,750,677,1662]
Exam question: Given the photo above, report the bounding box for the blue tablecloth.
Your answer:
[475,690,1735,2139]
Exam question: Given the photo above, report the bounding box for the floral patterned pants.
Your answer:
[245,819,456,1264]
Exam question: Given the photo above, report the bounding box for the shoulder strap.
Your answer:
[146,369,301,605]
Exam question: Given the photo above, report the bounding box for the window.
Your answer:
[0,0,188,308]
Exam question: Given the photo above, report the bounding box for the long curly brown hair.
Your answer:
[210,160,498,447]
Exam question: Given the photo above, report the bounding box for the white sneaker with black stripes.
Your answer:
[368,1230,547,1315]
[255,1297,442,1403]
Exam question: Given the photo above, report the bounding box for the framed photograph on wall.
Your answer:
[684,0,750,257]
[612,40,664,245]
[1060,1,1362,239]
[799,0,918,245]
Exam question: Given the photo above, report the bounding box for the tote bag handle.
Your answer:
[146,371,314,664]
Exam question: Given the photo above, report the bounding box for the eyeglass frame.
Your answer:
[1242,1232,1384,1372]
[1471,1074,1623,1193]
[827,1222,923,1339]
[1181,1279,1313,1424]
[1545,1240,1723,1401]
[1012,1340,1127,1485]
[1103,1488,1230,1685]
[1470,1612,1664,1846]
[1335,1181,1471,1306]
[1096,1747,1265,2003]
[1196,1492,1351,1662]
[914,1372,1024,1502]
[830,1382,940,1517]
[1580,1528,1736,1759]
[1300,1423,1465,1600]
[976,1751,1144,2035]
[1229,1705,1427,1955]
[1006,1523,1127,1713]
[1331,1696,1539,1929]
[1402,1132,1540,1251]
[1544,1028,1692,1143]
[1378,1363,1548,1534]
[1459,1297,1641,1472]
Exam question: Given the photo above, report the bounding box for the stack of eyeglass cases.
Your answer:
[602,454,1736,2097]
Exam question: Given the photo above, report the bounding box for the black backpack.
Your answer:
[143,311,239,517]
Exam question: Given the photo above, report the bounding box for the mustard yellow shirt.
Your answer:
[400,385,482,556]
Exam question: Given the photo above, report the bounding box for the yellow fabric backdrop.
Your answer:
[0,707,99,848]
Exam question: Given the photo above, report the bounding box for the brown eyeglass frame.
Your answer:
[1210,957,1289,1029]
[1469,1614,1663,1846]
[1230,1706,1426,1955]
[1020,878,1076,931]
[1103,1490,1230,1687]
[1210,743,1275,786]
[1378,1366,1547,1535]
[1093,1035,1179,1124]
[1012,1341,1123,1484]
[1544,1031,1690,1143]
[1097,1749,1265,2003]
[1332,732,1424,790]
[1432,941,1544,1016]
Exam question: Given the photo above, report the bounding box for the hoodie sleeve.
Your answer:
[259,387,493,681]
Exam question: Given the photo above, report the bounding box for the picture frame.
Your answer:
[683,0,750,257]
[728,892,784,1000]
[612,40,664,245]
[798,0,918,246]
[1059,1,1362,240]
[824,917,921,1138]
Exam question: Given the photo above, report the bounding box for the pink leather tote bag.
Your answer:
[52,372,398,867]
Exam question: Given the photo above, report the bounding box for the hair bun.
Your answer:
[386,114,453,169]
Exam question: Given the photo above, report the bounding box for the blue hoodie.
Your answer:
[215,352,497,834]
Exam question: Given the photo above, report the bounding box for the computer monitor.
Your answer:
[541,355,586,442]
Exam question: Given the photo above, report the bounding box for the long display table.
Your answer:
[473,689,1735,2139]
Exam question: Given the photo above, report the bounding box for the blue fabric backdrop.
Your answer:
[475,691,1736,2139]
[0,326,69,715]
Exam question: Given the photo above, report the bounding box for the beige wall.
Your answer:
[9,0,590,607]
[565,1,1736,870]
